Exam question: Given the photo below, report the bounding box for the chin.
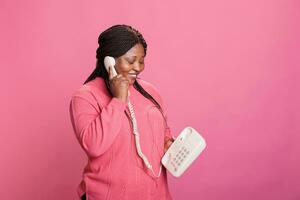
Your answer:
[130,79,136,85]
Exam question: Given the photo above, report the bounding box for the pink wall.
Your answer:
[1,0,299,199]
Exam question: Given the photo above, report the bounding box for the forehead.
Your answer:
[123,43,145,57]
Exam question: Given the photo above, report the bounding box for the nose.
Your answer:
[132,63,142,72]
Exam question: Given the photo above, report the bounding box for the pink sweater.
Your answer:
[69,77,174,200]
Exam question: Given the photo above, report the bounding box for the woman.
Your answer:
[69,24,175,200]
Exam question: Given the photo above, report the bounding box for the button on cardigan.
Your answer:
[69,77,174,200]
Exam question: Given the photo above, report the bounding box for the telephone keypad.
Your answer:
[170,146,191,171]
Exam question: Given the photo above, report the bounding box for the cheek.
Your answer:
[117,62,131,72]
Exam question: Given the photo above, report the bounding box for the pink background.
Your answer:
[1,0,299,199]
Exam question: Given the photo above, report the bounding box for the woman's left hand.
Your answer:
[164,138,175,153]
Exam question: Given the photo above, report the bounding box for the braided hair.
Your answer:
[84,24,161,110]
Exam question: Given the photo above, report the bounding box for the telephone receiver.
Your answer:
[104,56,130,97]
[104,56,118,78]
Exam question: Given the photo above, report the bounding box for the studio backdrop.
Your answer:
[0,0,299,199]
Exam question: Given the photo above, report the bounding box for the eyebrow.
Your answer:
[126,55,145,59]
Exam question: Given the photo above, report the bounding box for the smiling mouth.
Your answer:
[128,74,137,79]
[128,72,139,77]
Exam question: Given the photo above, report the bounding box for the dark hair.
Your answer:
[84,24,161,110]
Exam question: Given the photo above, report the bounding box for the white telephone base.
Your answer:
[161,126,206,177]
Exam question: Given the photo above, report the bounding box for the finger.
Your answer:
[164,140,173,150]
[164,146,169,154]
[123,74,131,82]
[119,76,129,81]
[108,66,114,80]
[164,145,172,153]
[115,74,128,82]
[120,78,130,84]
[165,143,171,150]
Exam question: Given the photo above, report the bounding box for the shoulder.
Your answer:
[70,77,107,104]
[137,79,160,95]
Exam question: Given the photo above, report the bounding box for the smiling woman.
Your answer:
[69,24,175,200]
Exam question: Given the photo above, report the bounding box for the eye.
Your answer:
[127,59,135,64]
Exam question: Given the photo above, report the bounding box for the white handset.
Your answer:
[104,56,118,77]
[104,56,130,97]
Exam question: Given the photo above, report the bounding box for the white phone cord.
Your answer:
[127,91,162,178]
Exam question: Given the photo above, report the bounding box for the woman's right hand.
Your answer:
[108,66,130,103]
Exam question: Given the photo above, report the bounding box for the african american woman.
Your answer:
[69,24,175,200]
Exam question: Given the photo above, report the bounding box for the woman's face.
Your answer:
[115,43,145,85]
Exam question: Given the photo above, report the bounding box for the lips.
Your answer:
[128,72,139,78]
[128,75,137,80]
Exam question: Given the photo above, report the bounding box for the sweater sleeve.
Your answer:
[69,90,127,158]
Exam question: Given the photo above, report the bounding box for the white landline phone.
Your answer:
[161,126,206,177]
[104,56,207,178]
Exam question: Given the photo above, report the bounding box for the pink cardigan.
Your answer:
[69,77,174,200]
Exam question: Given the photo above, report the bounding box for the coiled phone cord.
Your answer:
[127,91,162,178]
